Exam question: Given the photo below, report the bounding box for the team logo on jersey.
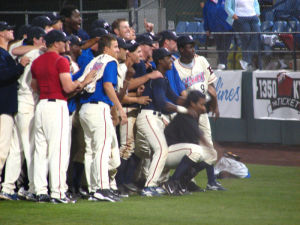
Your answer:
[92,61,104,71]
[256,72,300,114]
[182,72,205,88]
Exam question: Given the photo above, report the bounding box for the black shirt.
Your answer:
[164,113,202,146]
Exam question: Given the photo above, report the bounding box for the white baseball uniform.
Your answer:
[2,49,42,195]
[174,55,218,164]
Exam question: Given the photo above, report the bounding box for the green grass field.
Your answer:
[0,164,299,225]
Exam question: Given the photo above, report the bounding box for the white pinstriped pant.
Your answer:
[34,99,69,199]
[135,109,169,187]
[79,102,115,192]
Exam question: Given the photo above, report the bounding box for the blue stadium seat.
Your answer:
[262,10,274,21]
[197,22,206,45]
[186,22,200,42]
[287,20,300,32]
[261,21,274,32]
[176,21,189,33]
[272,21,288,32]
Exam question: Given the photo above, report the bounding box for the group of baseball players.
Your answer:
[0,4,225,204]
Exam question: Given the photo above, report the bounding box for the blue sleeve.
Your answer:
[172,65,186,94]
[152,79,169,110]
[166,82,179,104]
[225,0,235,19]
[77,49,93,70]
[0,52,24,81]
[72,67,84,81]
[103,61,117,85]
[150,61,156,69]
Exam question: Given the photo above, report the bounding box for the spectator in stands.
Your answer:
[225,0,261,70]
[204,0,233,70]
[60,5,90,40]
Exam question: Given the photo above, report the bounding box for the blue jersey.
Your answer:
[142,76,179,114]
[77,48,94,70]
[80,61,118,106]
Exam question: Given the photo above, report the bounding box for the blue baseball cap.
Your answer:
[0,21,15,31]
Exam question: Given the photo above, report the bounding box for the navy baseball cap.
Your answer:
[126,39,139,52]
[177,35,195,47]
[158,30,178,41]
[152,48,172,62]
[15,24,31,40]
[44,30,69,45]
[69,34,84,46]
[31,16,54,29]
[91,19,112,32]
[0,21,15,31]
[136,33,153,46]
[89,27,109,38]
[26,26,46,41]
[45,12,61,24]
[117,37,129,50]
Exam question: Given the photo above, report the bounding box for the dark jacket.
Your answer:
[0,47,25,114]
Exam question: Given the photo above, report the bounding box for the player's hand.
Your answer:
[84,70,97,85]
[20,56,30,67]
[144,18,154,33]
[233,14,238,20]
[147,71,163,80]
[119,109,128,125]
[136,85,145,96]
[210,105,220,121]
[137,96,152,105]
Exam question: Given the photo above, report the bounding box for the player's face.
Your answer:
[0,29,14,42]
[194,98,207,114]
[70,9,82,31]
[118,48,127,62]
[167,39,178,52]
[141,44,153,60]
[118,21,131,40]
[181,43,195,61]
[128,46,142,64]
[57,41,67,54]
[105,40,119,59]
[70,44,82,59]
[52,20,63,31]
[34,36,45,48]
[160,55,173,70]
[129,27,136,40]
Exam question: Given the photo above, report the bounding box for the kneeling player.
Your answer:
[162,90,217,195]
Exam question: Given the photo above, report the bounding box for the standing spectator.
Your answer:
[204,0,233,70]
[225,0,261,70]
[31,30,94,203]
[60,5,90,41]
[0,21,30,186]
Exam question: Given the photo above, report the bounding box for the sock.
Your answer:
[72,162,84,193]
[172,155,197,181]
[124,154,140,184]
[206,165,216,185]
[180,161,209,185]
[116,158,128,186]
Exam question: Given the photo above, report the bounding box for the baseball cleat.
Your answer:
[186,181,205,193]
[87,192,98,201]
[50,197,76,204]
[162,180,181,196]
[155,187,166,195]
[0,191,19,200]
[123,183,139,192]
[141,187,161,197]
[36,194,50,203]
[94,189,120,202]
[206,182,226,191]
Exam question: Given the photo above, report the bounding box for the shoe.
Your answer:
[94,189,120,202]
[25,192,37,201]
[36,194,50,203]
[217,64,226,70]
[187,181,205,192]
[162,180,180,196]
[114,186,129,198]
[206,182,226,191]
[0,191,19,200]
[239,60,248,70]
[51,197,76,204]
[87,192,98,201]
[109,189,123,201]
[155,187,166,195]
[17,187,27,200]
[123,183,139,192]
[177,182,191,195]
[78,188,89,198]
[140,187,161,197]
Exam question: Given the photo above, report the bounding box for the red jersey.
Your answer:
[31,51,70,101]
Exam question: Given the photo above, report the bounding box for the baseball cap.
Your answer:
[117,37,129,50]
[148,32,159,42]
[158,30,178,41]
[69,34,84,46]
[15,24,31,40]
[135,33,153,46]
[126,39,139,52]
[26,26,46,41]
[89,27,109,38]
[177,35,195,47]
[31,16,54,29]
[45,12,61,24]
[91,19,112,32]
[44,30,69,45]
[0,21,15,31]
[152,48,172,62]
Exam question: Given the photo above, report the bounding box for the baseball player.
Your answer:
[31,30,95,203]
[0,26,46,201]
[0,21,30,193]
[135,48,187,197]
[163,90,214,195]
[174,35,225,191]
[79,34,127,202]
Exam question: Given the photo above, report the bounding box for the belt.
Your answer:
[48,99,56,102]
[89,101,99,104]
[142,109,162,117]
